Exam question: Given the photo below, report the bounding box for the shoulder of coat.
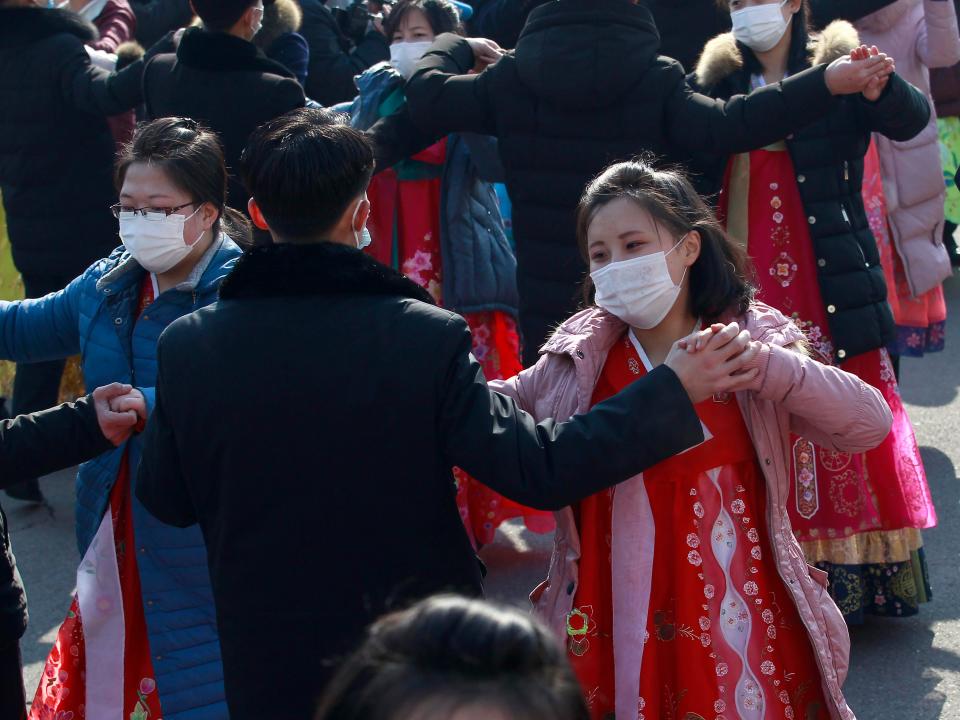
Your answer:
[810,20,860,67]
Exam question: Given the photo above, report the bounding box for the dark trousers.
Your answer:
[0,641,26,720]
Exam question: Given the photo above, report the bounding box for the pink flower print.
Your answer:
[716,662,729,677]
[688,550,703,567]
[767,624,777,639]
[743,581,759,596]
[704,584,716,600]
[401,250,434,287]
[687,533,700,548]
[693,501,705,518]
[730,499,746,514]
[760,660,776,675]
[701,633,712,647]
[747,528,760,543]
[715,700,727,713]
[751,546,762,560]
[140,677,157,695]
[779,691,791,704]
[875,594,887,606]
[785,707,796,719]
[96,595,114,613]
[58,669,68,683]
[762,609,775,624]
[699,616,711,631]
[906,332,922,349]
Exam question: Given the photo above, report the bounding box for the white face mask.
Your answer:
[352,197,372,250]
[390,40,434,80]
[731,0,791,53]
[590,237,688,330]
[119,207,205,274]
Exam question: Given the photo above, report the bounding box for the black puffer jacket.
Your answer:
[0,8,144,278]
[406,0,843,364]
[690,22,930,362]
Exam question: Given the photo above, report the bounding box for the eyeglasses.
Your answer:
[110,202,197,219]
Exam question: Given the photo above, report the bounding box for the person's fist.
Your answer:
[665,322,761,403]
[465,37,504,72]
[92,383,141,447]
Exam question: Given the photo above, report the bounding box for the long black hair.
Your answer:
[314,595,589,720]
[576,159,755,321]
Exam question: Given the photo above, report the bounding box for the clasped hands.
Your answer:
[664,322,766,404]
[93,383,148,446]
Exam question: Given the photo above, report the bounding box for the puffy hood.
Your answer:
[855,0,921,33]
[254,0,303,52]
[0,6,98,48]
[515,0,661,109]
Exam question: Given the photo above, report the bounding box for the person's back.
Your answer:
[143,0,306,212]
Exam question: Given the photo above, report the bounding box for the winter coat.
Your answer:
[0,234,242,719]
[856,0,960,296]
[253,0,310,86]
[0,7,145,278]
[691,21,931,361]
[643,0,731,72]
[143,27,306,217]
[80,0,137,52]
[404,0,846,365]
[491,303,893,720]
[0,397,114,648]
[129,0,192,47]
[344,64,518,316]
[298,0,389,105]
[135,240,704,720]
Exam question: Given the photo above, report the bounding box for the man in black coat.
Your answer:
[299,0,390,105]
[403,0,894,365]
[143,0,306,216]
[136,108,762,720]
[0,383,145,720]
[0,1,149,503]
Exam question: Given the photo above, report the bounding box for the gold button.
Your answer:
[817,258,826,267]
[827,305,836,314]
[808,216,816,225]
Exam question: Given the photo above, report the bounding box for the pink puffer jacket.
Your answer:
[490,303,893,720]
[856,0,960,297]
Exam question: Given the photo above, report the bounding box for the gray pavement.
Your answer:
[9,277,960,717]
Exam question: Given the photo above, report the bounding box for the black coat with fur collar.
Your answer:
[143,28,306,213]
[0,7,145,277]
[689,21,930,362]
[136,241,703,719]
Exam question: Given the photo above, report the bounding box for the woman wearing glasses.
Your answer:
[0,117,246,720]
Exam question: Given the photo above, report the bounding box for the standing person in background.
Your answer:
[5,118,246,720]
[299,0,390,105]
[254,0,310,85]
[403,0,897,366]
[344,0,549,546]
[130,0,193,46]
[857,0,960,366]
[692,0,937,623]
[931,0,960,266]
[463,0,549,49]
[0,0,147,504]
[142,0,306,235]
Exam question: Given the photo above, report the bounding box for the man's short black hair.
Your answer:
[191,0,271,32]
[239,108,375,242]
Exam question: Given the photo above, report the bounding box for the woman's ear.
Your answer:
[200,201,219,231]
[682,230,702,267]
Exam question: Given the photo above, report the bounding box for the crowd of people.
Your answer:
[0,0,957,718]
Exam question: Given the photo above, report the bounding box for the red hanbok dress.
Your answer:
[721,144,934,621]
[366,138,554,547]
[568,332,828,720]
[30,278,162,720]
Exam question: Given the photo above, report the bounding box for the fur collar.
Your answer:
[219,242,436,304]
[694,20,859,90]
[177,26,296,79]
[255,0,303,52]
[0,7,97,48]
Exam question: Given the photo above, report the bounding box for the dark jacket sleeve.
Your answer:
[437,316,704,510]
[667,62,837,154]
[405,34,498,137]
[136,335,196,528]
[808,0,898,26]
[857,73,932,140]
[0,397,112,488]
[301,2,389,105]
[368,103,444,172]
[59,36,145,116]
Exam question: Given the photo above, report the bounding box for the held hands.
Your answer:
[92,384,147,447]
[824,44,895,97]
[465,37,505,73]
[664,323,762,404]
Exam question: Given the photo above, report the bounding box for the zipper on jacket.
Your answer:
[843,161,850,182]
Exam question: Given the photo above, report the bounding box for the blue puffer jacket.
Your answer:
[0,234,241,719]
[339,63,519,317]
